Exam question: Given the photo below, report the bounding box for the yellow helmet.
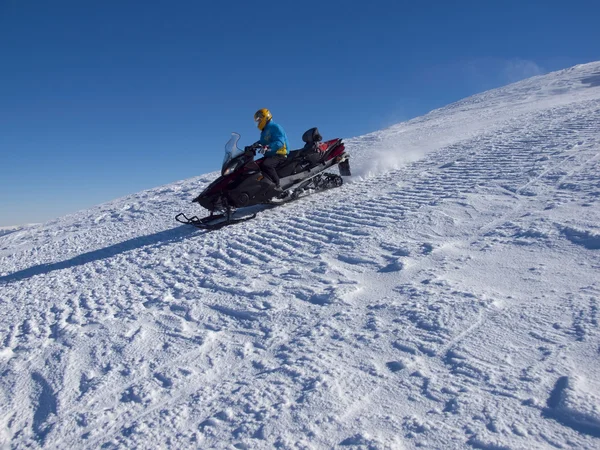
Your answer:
[254,108,272,131]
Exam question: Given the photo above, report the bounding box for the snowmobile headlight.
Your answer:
[222,160,241,176]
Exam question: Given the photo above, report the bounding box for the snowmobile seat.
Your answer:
[286,128,323,159]
[276,128,326,177]
[302,127,322,144]
[298,127,325,164]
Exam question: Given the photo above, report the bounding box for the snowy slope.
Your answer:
[0,226,29,239]
[1,63,600,449]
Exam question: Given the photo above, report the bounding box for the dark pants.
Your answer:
[262,155,286,187]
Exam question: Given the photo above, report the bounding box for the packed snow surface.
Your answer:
[1,63,600,449]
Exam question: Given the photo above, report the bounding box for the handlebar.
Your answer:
[244,143,267,154]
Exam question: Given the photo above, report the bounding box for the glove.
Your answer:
[258,145,269,155]
[244,142,262,152]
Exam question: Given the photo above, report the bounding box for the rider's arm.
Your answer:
[268,138,284,153]
[264,123,286,155]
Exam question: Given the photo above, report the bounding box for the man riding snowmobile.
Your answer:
[251,108,288,193]
[175,122,351,229]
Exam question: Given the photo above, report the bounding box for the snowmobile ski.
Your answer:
[175,212,257,230]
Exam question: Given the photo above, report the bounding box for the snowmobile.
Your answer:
[176,127,351,229]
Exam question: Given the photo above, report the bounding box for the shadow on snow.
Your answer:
[581,72,600,87]
[0,225,201,285]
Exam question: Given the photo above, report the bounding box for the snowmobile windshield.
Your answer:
[222,133,244,171]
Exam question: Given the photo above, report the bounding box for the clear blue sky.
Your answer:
[1,0,599,226]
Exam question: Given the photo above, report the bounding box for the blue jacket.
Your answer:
[259,120,289,157]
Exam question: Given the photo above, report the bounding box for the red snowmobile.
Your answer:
[176,128,351,230]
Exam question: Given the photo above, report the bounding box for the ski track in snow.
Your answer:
[1,63,600,449]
